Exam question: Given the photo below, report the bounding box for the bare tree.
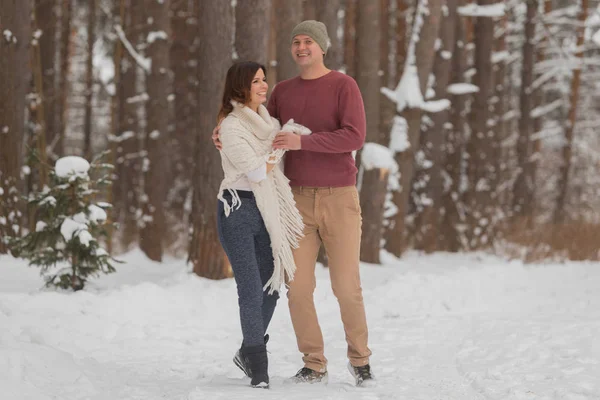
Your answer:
[189,1,233,279]
[413,0,459,253]
[275,0,302,81]
[554,0,588,224]
[235,0,272,65]
[0,0,32,252]
[140,0,171,261]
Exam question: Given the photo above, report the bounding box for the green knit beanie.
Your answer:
[290,20,330,55]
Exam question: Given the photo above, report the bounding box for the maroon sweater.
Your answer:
[267,71,366,187]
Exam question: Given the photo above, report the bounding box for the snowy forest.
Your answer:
[2,0,600,398]
[2,0,600,275]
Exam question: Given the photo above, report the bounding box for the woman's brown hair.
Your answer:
[217,61,267,123]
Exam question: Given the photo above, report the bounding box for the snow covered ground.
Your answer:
[1,250,599,400]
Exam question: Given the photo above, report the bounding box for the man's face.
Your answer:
[291,34,324,67]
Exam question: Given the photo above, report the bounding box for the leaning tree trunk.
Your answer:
[140,0,171,261]
[512,0,537,223]
[189,1,234,279]
[275,0,302,82]
[385,0,443,257]
[554,0,587,224]
[463,0,501,249]
[0,0,32,252]
[413,0,458,253]
[235,0,271,65]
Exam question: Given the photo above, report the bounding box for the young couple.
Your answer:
[214,20,373,389]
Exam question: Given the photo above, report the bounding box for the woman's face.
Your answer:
[248,68,268,109]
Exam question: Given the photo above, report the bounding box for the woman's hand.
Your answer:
[212,126,222,150]
[273,132,301,150]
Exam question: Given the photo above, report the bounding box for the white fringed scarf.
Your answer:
[218,101,304,294]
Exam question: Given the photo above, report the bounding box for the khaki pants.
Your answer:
[287,186,371,372]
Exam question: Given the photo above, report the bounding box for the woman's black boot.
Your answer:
[245,344,269,388]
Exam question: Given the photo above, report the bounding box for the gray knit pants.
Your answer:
[217,191,279,347]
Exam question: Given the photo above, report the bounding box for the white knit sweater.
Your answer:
[218,101,304,294]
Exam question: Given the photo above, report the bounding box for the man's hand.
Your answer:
[272,132,301,150]
[212,125,222,150]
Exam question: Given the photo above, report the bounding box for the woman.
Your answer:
[216,61,304,389]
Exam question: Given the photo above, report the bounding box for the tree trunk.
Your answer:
[167,0,199,250]
[356,0,381,144]
[316,0,342,71]
[554,0,587,224]
[439,0,470,252]
[512,0,537,223]
[413,0,458,253]
[0,0,32,252]
[83,0,96,160]
[189,1,234,279]
[275,0,302,82]
[492,12,509,225]
[235,0,271,65]
[531,0,552,214]
[56,0,72,159]
[140,0,171,261]
[303,0,316,20]
[343,0,358,78]
[360,168,389,263]
[31,4,49,187]
[385,0,443,257]
[36,0,58,161]
[464,0,500,249]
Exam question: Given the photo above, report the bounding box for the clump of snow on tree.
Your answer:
[447,83,480,95]
[458,3,506,18]
[55,156,90,179]
[389,116,410,153]
[361,143,398,171]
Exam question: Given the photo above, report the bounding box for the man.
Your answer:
[214,20,374,387]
